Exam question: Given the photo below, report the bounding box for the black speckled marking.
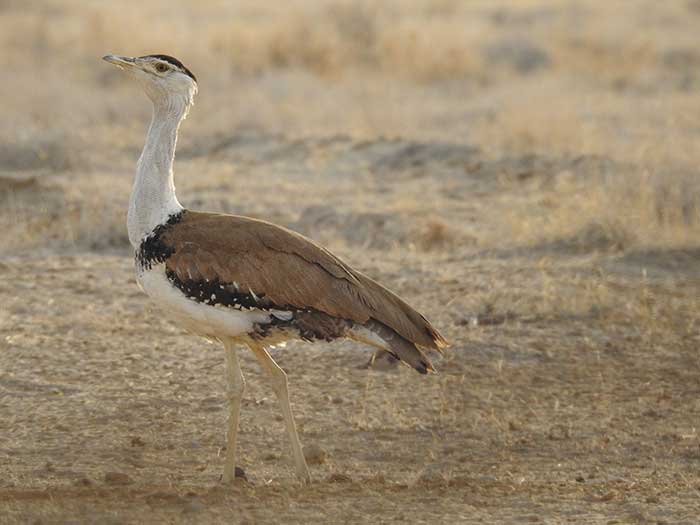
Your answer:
[141,54,197,82]
[136,211,185,271]
[136,209,350,344]
[165,267,350,343]
[165,269,273,310]
[252,310,350,343]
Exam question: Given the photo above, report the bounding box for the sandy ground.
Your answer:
[1,1,700,523]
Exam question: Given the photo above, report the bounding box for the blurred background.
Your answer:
[1,0,699,255]
[1,2,700,522]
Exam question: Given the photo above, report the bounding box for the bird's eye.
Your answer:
[155,63,168,73]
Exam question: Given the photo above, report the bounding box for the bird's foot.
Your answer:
[220,466,247,484]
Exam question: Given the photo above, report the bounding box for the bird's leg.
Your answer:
[248,343,311,484]
[222,339,245,483]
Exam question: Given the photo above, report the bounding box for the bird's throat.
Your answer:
[128,102,186,248]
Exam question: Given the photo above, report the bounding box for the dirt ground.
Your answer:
[1,1,700,523]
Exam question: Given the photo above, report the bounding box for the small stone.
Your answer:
[74,477,93,487]
[303,444,327,465]
[415,461,453,485]
[219,467,248,484]
[104,472,133,485]
[145,491,185,503]
[417,467,448,485]
[547,424,571,440]
[327,473,352,483]
[181,500,205,514]
[597,491,616,502]
[483,38,550,74]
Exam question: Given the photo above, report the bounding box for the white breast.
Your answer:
[137,264,273,338]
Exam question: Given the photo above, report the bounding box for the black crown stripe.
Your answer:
[141,54,197,82]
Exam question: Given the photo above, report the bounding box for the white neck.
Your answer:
[127,98,188,248]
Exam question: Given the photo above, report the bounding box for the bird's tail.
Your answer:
[349,320,434,374]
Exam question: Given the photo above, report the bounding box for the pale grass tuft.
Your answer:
[418,218,456,251]
[546,220,635,254]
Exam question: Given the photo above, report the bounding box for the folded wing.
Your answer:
[161,211,448,356]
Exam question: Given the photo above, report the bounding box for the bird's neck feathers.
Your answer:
[127,94,193,248]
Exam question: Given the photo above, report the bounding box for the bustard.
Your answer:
[103,53,448,484]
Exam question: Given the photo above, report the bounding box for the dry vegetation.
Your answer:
[1,0,699,523]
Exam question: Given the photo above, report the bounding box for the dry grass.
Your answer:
[1,1,700,523]
[1,0,698,253]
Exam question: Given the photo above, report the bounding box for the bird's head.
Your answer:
[103,54,198,114]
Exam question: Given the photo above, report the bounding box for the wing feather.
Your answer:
[162,211,447,350]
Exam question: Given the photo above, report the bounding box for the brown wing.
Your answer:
[161,210,447,350]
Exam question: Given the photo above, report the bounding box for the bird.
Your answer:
[102,53,448,484]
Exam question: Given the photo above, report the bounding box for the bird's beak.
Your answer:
[102,54,138,71]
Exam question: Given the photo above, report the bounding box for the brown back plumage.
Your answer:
[161,211,447,351]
